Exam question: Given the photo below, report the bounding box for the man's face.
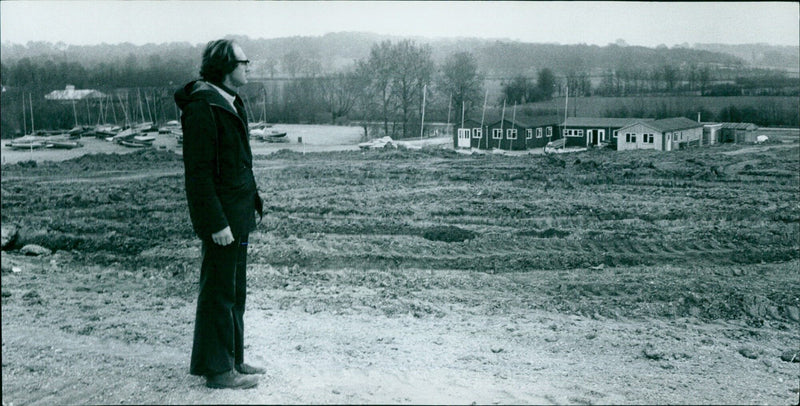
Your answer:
[228,44,249,87]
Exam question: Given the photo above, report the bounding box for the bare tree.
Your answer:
[438,51,484,126]
[392,40,434,138]
[317,69,363,123]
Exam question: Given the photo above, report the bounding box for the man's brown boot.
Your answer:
[205,370,258,389]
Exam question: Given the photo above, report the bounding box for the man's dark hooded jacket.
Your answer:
[174,80,262,241]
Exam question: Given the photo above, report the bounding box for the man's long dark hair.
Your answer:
[200,39,238,83]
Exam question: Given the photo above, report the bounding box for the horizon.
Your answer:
[1,1,798,49]
[1,30,797,50]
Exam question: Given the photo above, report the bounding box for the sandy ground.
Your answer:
[1,128,799,405]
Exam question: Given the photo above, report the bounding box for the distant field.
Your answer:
[501,96,799,123]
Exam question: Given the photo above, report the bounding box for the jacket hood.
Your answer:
[174,80,236,114]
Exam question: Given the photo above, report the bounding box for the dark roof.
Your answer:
[648,117,703,132]
[490,114,561,128]
[563,117,650,128]
[718,122,759,130]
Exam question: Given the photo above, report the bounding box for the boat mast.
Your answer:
[499,99,506,150]
[446,93,451,133]
[30,93,35,134]
[480,88,488,150]
[137,88,145,123]
[419,84,426,139]
[22,92,27,136]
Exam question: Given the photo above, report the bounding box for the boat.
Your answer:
[8,140,46,150]
[262,134,289,143]
[46,140,83,149]
[7,135,46,150]
[252,127,287,142]
[544,138,587,154]
[133,134,156,143]
[108,128,136,142]
[119,139,151,148]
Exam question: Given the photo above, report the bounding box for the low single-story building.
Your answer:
[718,122,759,143]
[561,117,651,148]
[455,113,560,150]
[616,117,703,152]
[702,123,723,145]
[44,85,106,102]
[485,115,561,150]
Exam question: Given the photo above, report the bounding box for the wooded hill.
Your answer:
[2,32,797,81]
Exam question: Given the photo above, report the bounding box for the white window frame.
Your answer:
[536,128,543,138]
[599,129,606,141]
[506,129,517,140]
[613,130,618,139]
[546,127,552,137]
[492,128,502,139]
[526,129,533,139]
[472,128,482,139]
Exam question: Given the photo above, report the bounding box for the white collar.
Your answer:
[206,82,237,112]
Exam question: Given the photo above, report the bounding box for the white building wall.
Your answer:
[617,123,663,151]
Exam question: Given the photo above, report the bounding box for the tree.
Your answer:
[536,68,556,99]
[360,41,396,137]
[357,40,434,138]
[390,40,434,138]
[501,76,535,105]
[437,51,483,129]
[317,69,363,123]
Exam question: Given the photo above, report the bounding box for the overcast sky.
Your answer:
[1,1,798,48]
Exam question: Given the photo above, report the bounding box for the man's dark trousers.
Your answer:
[190,233,249,376]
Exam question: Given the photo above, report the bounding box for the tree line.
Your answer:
[2,39,797,138]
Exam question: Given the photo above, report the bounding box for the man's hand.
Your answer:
[211,226,234,246]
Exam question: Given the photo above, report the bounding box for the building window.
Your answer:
[599,129,606,141]
[493,128,502,139]
[526,129,533,139]
[625,133,637,143]
[472,128,482,139]
[564,129,584,138]
[536,128,543,138]
[546,127,552,137]
[613,130,618,139]
[644,133,654,143]
[507,129,517,139]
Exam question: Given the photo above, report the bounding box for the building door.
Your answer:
[599,129,606,142]
[457,128,470,148]
[587,130,594,146]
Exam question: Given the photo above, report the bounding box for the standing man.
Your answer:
[175,39,265,390]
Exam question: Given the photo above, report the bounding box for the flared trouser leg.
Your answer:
[190,234,249,376]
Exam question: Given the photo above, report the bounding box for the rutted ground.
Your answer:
[2,141,799,404]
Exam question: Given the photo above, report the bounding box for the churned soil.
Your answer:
[2,139,799,405]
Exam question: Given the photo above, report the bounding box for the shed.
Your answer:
[702,123,723,145]
[718,122,759,143]
[617,117,703,152]
[561,117,650,148]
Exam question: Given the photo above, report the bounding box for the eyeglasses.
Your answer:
[235,60,250,66]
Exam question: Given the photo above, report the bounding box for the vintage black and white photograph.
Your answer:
[1,1,798,404]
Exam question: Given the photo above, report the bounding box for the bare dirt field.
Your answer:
[1,134,799,405]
